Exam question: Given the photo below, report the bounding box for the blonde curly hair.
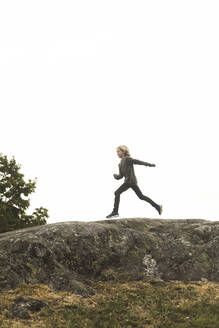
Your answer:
[116,145,131,156]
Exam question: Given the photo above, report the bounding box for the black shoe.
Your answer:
[106,211,119,218]
[157,205,163,216]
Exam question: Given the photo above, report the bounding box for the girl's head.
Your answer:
[116,145,130,158]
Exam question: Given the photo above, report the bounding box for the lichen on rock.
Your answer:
[142,253,160,278]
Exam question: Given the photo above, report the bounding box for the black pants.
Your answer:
[113,182,159,213]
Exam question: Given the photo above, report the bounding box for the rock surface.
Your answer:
[1,218,219,295]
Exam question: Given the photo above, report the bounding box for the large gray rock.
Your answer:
[0,218,219,294]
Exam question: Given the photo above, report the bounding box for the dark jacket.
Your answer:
[115,156,155,185]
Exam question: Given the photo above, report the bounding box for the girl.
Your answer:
[106,145,162,218]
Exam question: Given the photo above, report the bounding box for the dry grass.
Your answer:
[1,280,219,327]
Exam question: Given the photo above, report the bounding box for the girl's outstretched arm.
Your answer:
[127,157,155,167]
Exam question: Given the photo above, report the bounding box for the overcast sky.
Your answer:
[1,1,219,223]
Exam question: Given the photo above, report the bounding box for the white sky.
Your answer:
[1,1,219,223]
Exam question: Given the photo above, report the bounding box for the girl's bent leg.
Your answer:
[113,183,131,213]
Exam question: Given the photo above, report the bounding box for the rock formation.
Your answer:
[0,218,219,296]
